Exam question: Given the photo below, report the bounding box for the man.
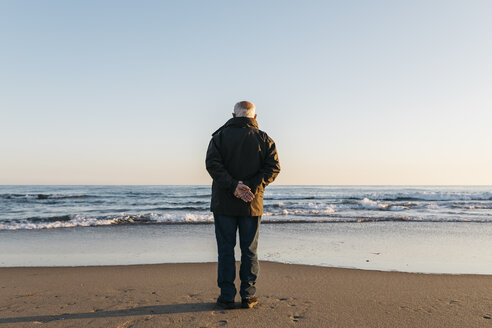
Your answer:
[206,101,280,309]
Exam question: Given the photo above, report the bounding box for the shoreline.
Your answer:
[1,261,492,327]
[2,222,492,275]
[2,261,492,277]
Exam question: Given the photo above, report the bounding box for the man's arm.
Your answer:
[205,136,238,191]
[244,136,280,194]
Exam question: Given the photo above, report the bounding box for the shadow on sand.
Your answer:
[0,302,221,324]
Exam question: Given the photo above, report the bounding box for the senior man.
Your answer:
[205,101,280,309]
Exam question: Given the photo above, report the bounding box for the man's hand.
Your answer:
[234,181,254,202]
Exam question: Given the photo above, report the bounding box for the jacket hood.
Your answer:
[212,117,259,136]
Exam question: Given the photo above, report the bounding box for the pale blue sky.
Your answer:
[1,0,491,185]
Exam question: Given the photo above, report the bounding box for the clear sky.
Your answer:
[1,0,491,185]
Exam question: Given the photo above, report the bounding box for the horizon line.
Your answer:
[1,184,491,187]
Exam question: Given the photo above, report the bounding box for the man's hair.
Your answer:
[234,101,256,118]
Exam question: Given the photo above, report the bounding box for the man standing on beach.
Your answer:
[206,101,280,309]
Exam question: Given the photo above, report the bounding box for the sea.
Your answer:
[1,185,492,274]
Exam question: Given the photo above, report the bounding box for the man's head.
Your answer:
[233,101,256,119]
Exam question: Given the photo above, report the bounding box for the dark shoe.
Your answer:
[216,297,235,309]
[241,296,258,309]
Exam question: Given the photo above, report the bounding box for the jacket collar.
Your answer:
[212,117,258,136]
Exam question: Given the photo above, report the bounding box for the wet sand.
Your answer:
[1,262,491,327]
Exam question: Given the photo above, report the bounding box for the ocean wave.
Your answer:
[165,194,211,199]
[0,193,93,200]
[264,196,318,200]
[0,213,215,230]
[360,192,492,201]
[266,192,492,202]
[152,206,209,211]
[263,206,336,217]
[450,203,492,210]
[22,215,72,222]
[125,192,211,199]
[358,198,409,211]
[2,212,492,231]
[263,199,410,213]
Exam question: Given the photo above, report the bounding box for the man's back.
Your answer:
[206,116,280,216]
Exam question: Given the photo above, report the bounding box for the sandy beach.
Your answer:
[1,261,491,327]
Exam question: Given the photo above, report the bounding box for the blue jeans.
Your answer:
[214,214,261,301]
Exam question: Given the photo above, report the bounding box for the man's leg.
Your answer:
[214,214,238,301]
[238,216,261,299]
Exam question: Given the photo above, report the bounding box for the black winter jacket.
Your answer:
[205,117,280,216]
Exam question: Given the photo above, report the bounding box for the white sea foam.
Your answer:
[360,198,388,209]
[0,213,216,230]
[149,212,213,223]
[263,205,336,217]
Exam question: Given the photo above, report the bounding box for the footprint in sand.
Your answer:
[289,314,303,323]
[119,288,136,293]
[117,320,137,328]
